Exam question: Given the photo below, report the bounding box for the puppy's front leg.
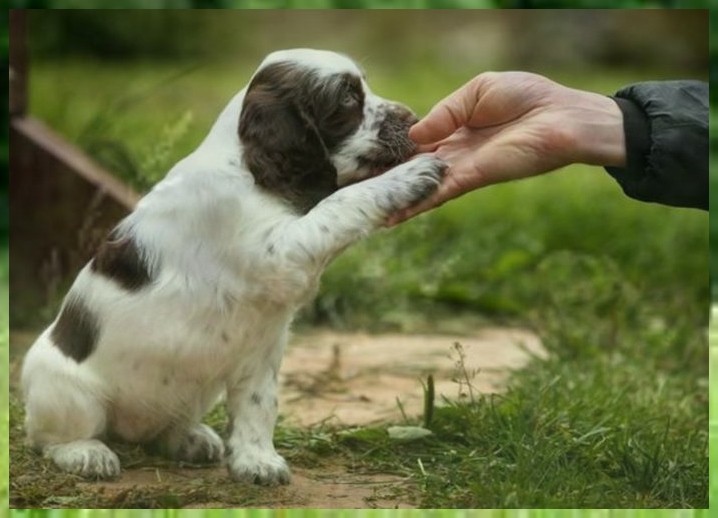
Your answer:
[225,352,290,486]
[282,154,446,265]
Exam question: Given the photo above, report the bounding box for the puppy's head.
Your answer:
[238,49,418,213]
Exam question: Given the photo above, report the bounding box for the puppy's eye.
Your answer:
[341,91,360,108]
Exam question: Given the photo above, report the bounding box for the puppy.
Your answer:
[21,49,446,485]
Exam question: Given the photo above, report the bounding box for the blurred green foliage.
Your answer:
[8,0,712,6]
[23,9,708,75]
[496,0,707,5]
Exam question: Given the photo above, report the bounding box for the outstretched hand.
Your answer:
[388,71,626,224]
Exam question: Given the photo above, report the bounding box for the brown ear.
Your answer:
[238,66,338,213]
[239,86,309,157]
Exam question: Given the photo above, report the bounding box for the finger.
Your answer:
[409,78,482,145]
[409,102,467,145]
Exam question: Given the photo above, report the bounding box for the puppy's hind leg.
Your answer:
[148,423,224,465]
[22,360,120,479]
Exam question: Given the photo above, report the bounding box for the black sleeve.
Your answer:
[603,80,708,211]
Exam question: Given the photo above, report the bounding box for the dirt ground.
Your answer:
[281,328,545,426]
[10,327,544,508]
[65,463,411,508]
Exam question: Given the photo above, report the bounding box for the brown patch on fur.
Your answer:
[91,229,152,291]
[51,296,100,363]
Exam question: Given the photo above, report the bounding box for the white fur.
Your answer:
[21,49,444,484]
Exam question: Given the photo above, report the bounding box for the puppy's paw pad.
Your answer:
[228,450,291,486]
[46,439,121,480]
[382,154,447,210]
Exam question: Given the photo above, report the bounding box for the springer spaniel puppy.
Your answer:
[20,49,446,485]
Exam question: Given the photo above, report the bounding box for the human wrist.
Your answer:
[569,91,627,168]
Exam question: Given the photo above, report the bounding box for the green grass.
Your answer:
[316,354,706,508]
[7,511,715,518]
[2,247,8,512]
[8,399,290,508]
[10,58,708,508]
[314,170,706,334]
[711,305,718,510]
[279,279,708,507]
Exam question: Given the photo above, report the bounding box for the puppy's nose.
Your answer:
[390,104,419,126]
[378,104,420,159]
[379,104,419,138]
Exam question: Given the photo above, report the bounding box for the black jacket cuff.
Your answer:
[602,81,707,210]
[609,96,650,176]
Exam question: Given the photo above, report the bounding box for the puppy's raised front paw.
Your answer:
[381,154,447,211]
[227,448,291,486]
[45,439,121,480]
[406,153,448,178]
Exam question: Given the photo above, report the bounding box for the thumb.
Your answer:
[409,104,462,144]
[409,79,479,144]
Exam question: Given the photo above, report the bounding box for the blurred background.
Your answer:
[7,0,715,9]
[11,9,708,330]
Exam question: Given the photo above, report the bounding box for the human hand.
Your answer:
[388,71,626,224]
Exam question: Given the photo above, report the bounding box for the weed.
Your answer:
[449,342,480,403]
[1,247,8,510]
[137,110,194,189]
[422,374,435,429]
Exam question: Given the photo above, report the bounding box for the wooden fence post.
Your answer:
[9,10,140,326]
